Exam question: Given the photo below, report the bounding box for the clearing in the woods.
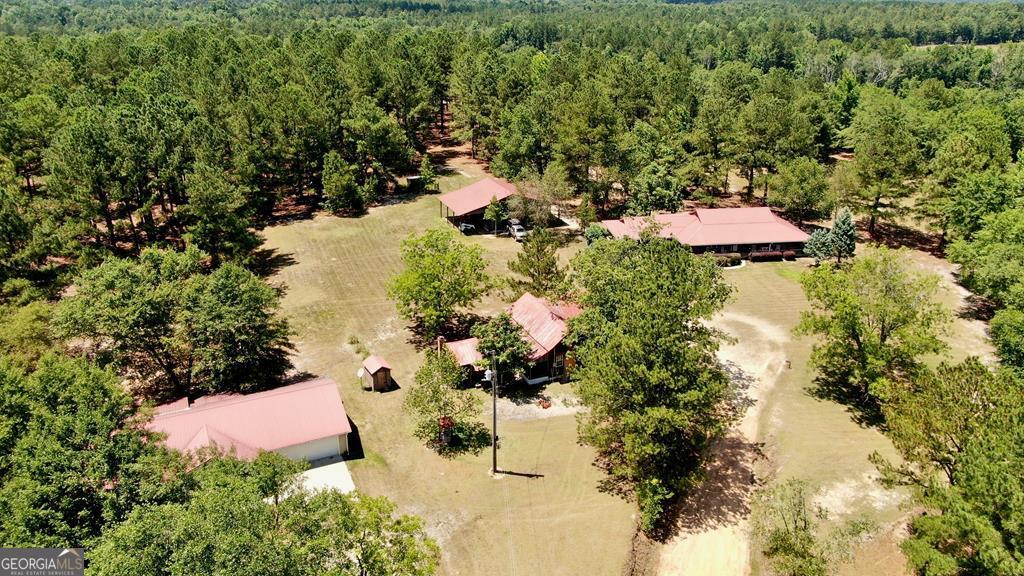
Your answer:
[260,147,991,576]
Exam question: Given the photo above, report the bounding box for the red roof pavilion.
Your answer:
[438,177,517,217]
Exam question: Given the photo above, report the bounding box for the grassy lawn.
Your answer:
[725,253,989,576]
[260,182,631,576]
[261,171,988,576]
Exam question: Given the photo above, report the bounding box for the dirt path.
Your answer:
[656,312,790,576]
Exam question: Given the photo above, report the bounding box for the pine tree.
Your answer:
[804,229,834,265]
[831,209,857,263]
[323,151,362,214]
[419,155,437,193]
[509,228,565,298]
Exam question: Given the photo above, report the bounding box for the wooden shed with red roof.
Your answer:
[359,355,392,391]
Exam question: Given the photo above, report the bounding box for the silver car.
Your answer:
[508,223,527,242]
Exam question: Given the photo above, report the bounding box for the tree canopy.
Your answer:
[568,235,734,532]
[54,248,291,400]
[798,246,949,409]
[388,228,488,339]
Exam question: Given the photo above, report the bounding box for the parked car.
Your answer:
[458,222,475,233]
[508,222,527,242]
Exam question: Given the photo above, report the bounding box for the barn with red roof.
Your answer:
[601,207,809,257]
[149,377,352,463]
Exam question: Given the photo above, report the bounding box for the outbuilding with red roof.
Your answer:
[149,377,352,463]
[438,177,517,229]
[601,207,809,257]
[359,355,393,391]
[445,292,581,384]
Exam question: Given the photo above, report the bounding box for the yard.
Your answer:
[261,156,993,575]
[261,182,631,576]
[657,251,992,576]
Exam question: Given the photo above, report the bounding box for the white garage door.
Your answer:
[275,435,342,462]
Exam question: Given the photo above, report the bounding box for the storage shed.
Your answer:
[360,355,392,391]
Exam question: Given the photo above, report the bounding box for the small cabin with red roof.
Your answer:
[445,293,581,385]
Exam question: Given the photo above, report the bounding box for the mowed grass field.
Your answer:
[723,261,909,576]
[260,182,632,576]
[261,168,992,576]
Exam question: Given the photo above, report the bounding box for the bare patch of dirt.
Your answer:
[814,472,906,517]
[494,395,582,422]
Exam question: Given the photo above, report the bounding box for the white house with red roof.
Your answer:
[446,293,581,384]
[601,207,809,256]
[149,377,352,463]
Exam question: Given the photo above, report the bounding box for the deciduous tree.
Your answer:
[55,248,291,400]
[797,247,948,404]
[770,157,833,224]
[403,349,483,450]
[388,228,488,338]
[471,312,532,387]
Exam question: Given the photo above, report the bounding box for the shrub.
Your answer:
[715,253,742,267]
[750,251,784,262]
[584,223,610,244]
[783,250,797,260]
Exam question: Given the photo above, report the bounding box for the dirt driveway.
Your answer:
[656,311,790,576]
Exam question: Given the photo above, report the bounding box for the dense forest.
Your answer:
[3,0,1024,573]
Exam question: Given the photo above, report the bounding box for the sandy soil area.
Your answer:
[656,312,790,576]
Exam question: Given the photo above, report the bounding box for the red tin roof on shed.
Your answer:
[438,177,517,217]
[362,355,390,375]
[149,378,351,459]
[445,336,483,368]
[601,207,809,247]
[444,294,581,366]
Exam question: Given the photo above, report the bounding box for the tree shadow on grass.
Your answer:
[500,383,548,405]
[858,221,943,257]
[807,364,885,429]
[959,292,997,321]
[431,421,491,458]
[405,312,488,349]
[651,434,766,542]
[248,247,298,278]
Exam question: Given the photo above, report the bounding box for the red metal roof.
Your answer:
[444,294,581,365]
[510,293,581,361]
[149,378,352,459]
[362,355,390,374]
[445,337,483,368]
[438,177,517,217]
[601,207,809,247]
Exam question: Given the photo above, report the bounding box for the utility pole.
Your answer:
[490,353,498,475]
